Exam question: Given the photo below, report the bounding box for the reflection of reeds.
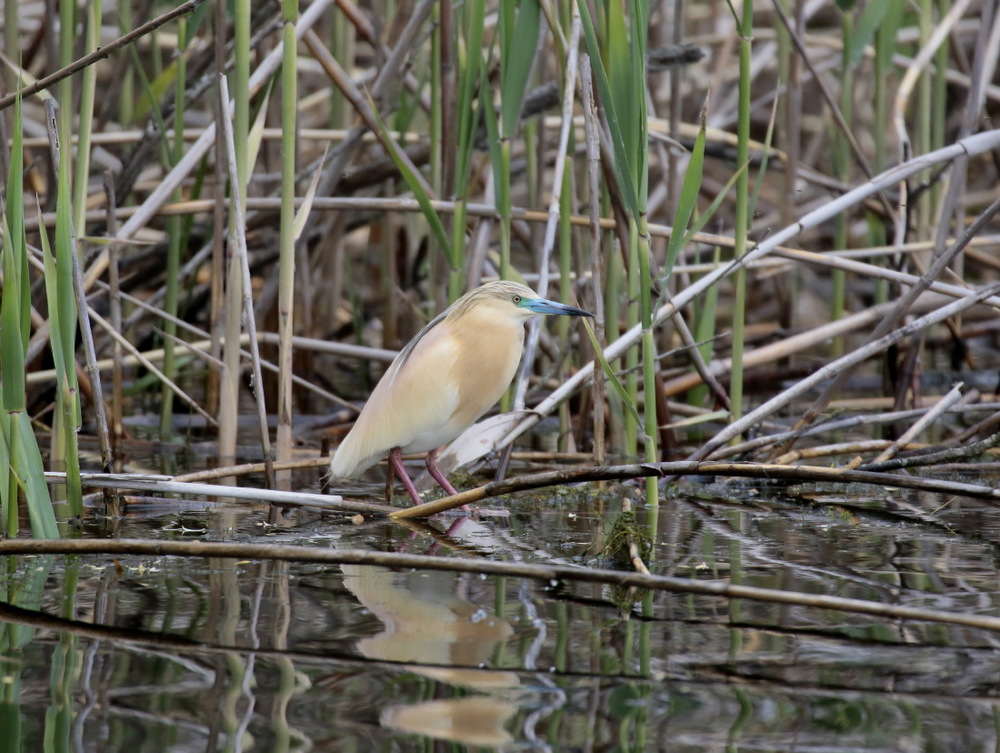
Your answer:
[4,2,1000,532]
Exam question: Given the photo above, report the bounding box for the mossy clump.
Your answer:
[604,510,653,571]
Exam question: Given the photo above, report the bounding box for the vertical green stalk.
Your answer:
[498,140,513,282]
[728,0,752,432]
[161,17,188,436]
[829,8,853,358]
[329,5,351,129]
[277,0,298,474]
[578,0,650,474]
[625,227,639,456]
[495,0,540,281]
[915,0,933,240]
[628,0,656,511]
[558,151,573,447]
[72,0,101,237]
[46,95,84,518]
[450,0,485,300]
[638,217,658,513]
[430,1,443,197]
[118,0,135,126]
[220,0,252,461]
[57,0,74,159]
[605,236,624,449]
[46,154,84,517]
[872,0,903,306]
[0,91,59,538]
[51,0,76,497]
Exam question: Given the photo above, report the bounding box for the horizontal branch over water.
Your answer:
[2,538,999,634]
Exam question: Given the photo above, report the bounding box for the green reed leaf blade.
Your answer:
[499,0,539,138]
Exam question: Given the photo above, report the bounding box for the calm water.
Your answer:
[3,476,1000,751]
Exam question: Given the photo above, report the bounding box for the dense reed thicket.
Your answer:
[2,0,1000,535]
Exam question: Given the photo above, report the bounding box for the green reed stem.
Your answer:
[830,8,853,358]
[277,2,298,473]
[72,0,100,237]
[1,93,59,538]
[495,0,540,283]
[558,144,573,448]
[450,0,485,299]
[161,16,187,436]
[915,0,933,240]
[728,0,752,433]
[220,0,252,462]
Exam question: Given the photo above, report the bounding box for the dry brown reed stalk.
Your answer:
[862,382,965,466]
[173,456,331,482]
[770,440,930,466]
[860,431,1000,473]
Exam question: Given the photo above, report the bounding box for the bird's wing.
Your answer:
[330,317,461,478]
[385,320,463,453]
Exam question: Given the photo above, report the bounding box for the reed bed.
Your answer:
[2,0,1000,536]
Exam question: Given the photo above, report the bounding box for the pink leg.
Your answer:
[388,447,423,505]
[427,448,471,517]
[425,448,458,496]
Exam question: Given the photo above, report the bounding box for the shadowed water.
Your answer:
[3,477,1000,751]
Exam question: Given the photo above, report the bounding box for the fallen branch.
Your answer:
[2,538,1000,633]
[389,460,1000,519]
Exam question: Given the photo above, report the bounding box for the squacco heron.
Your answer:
[330,281,593,503]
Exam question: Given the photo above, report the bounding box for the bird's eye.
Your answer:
[512,295,522,304]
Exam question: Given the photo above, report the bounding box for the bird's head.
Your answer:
[453,281,594,322]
